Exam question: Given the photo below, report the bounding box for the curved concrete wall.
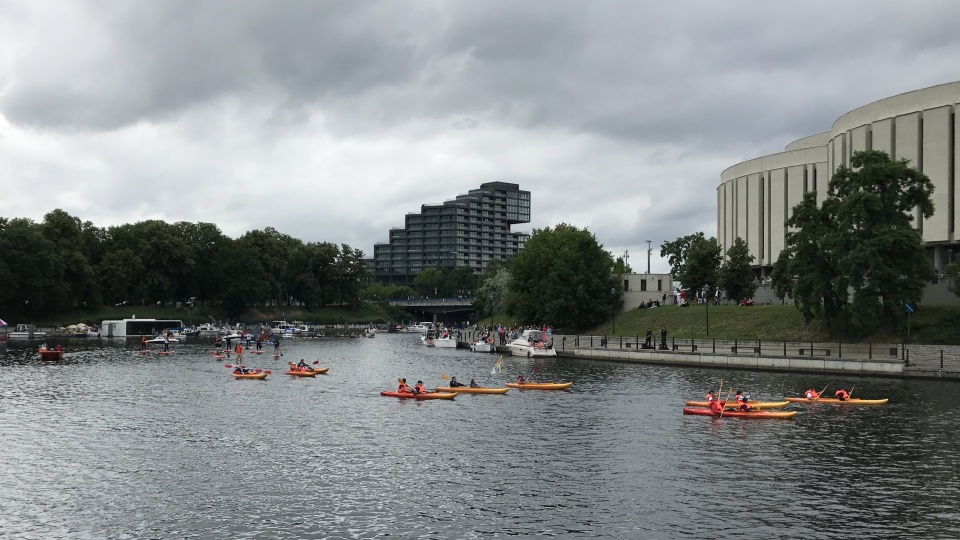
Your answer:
[719,81,960,272]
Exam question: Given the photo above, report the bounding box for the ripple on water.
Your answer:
[1,337,960,538]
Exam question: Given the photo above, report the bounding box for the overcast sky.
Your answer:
[3,1,960,273]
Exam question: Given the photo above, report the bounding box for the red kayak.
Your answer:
[682,407,796,419]
[380,391,456,400]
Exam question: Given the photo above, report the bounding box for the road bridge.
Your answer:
[384,298,475,324]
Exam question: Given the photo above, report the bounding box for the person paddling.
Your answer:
[834,388,850,401]
[413,380,426,394]
[398,378,413,393]
[804,387,820,399]
[705,390,716,403]
[469,378,480,388]
[517,373,529,384]
[140,334,147,351]
[449,376,465,388]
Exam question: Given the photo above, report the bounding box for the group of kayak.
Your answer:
[683,385,889,419]
[231,359,330,380]
[380,374,575,400]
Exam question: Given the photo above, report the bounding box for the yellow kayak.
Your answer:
[505,381,573,390]
[684,400,789,410]
[785,397,888,405]
[433,386,509,394]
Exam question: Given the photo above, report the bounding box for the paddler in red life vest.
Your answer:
[709,398,725,414]
[414,380,426,394]
[805,388,820,399]
[398,378,413,393]
[140,334,147,351]
[834,388,850,401]
[705,390,716,403]
[234,343,244,362]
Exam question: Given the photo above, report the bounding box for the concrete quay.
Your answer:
[558,347,960,380]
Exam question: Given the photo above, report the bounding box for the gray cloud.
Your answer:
[3,0,960,272]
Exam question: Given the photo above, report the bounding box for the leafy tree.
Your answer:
[718,237,756,303]
[41,209,101,308]
[475,268,511,317]
[0,218,69,316]
[680,235,721,293]
[612,255,632,274]
[661,233,706,280]
[507,223,621,330]
[414,267,444,297]
[772,150,934,332]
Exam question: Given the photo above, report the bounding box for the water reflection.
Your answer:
[0,335,958,539]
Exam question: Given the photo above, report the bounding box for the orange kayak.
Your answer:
[505,382,573,390]
[682,408,796,419]
[433,386,509,394]
[233,372,268,380]
[380,391,456,400]
[284,370,316,377]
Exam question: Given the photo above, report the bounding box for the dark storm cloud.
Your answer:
[5,0,960,272]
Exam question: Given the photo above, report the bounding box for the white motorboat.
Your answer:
[197,324,220,336]
[407,322,433,333]
[271,320,300,337]
[421,330,457,348]
[470,338,495,353]
[507,329,557,357]
[146,335,180,344]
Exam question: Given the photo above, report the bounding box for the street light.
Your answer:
[611,287,617,335]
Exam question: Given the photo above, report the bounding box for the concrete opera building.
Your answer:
[719,81,960,275]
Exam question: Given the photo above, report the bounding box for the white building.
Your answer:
[719,80,960,273]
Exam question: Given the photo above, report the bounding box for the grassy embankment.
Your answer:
[482,303,960,345]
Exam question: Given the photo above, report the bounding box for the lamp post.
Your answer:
[646,240,652,274]
[611,287,617,335]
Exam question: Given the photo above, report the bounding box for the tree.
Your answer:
[475,268,511,317]
[414,267,444,297]
[507,223,621,330]
[680,235,721,293]
[772,150,935,332]
[661,233,707,281]
[718,237,756,303]
[612,255,632,274]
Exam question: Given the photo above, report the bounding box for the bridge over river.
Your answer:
[383,297,475,324]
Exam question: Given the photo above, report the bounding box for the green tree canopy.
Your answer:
[772,150,935,332]
[506,223,621,330]
[718,237,756,303]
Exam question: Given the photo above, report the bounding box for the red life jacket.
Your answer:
[835,389,850,400]
[414,384,425,393]
[705,393,715,402]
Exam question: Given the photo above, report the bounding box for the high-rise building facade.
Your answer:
[373,182,531,284]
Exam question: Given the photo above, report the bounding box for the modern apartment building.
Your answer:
[372,182,531,284]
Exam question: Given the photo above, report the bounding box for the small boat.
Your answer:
[38,346,64,361]
[433,386,509,394]
[380,391,456,400]
[146,336,180,344]
[682,408,797,419]
[785,397,889,405]
[505,381,573,390]
[284,370,316,377]
[470,339,495,353]
[312,367,330,374]
[506,329,557,357]
[684,400,790,410]
[233,372,268,380]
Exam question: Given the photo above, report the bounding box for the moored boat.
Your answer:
[380,391,456,400]
[682,408,797,419]
[433,386,509,394]
[684,400,790,410]
[505,381,573,390]
[785,397,889,405]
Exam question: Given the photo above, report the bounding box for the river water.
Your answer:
[1,334,958,539]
